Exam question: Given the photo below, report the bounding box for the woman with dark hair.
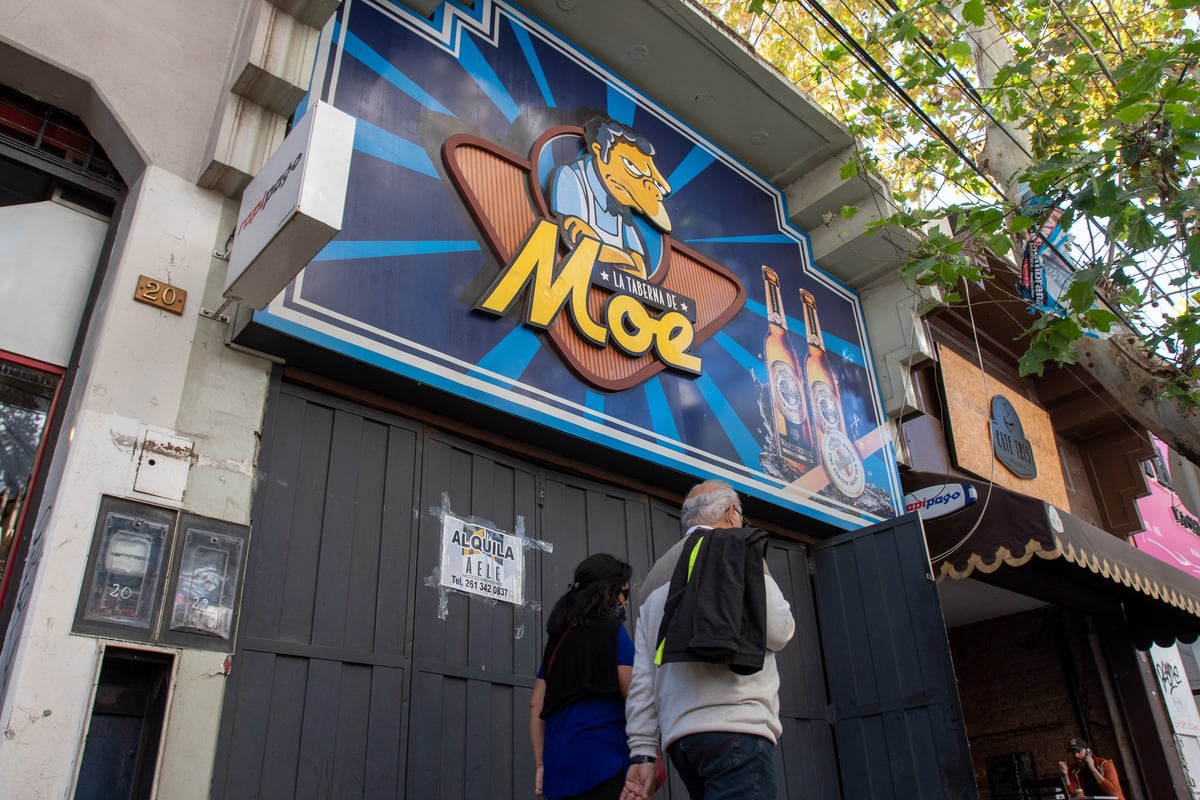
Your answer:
[530,554,634,800]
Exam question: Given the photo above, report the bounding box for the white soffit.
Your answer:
[938,577,1049,629]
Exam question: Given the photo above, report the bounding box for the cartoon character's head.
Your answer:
[588,119,672,233]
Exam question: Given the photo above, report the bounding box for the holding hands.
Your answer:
[620,762,657,800]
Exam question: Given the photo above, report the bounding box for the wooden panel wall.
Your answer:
[938,345,1070,510]
[212,385,420,800]
[215,381,845,800]
[771,542,842,799]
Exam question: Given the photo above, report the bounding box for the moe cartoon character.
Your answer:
[550,118,672,280]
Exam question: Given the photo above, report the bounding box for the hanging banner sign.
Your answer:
[1018,239,1046,309]
[1016,197,1114,326]
[439,514,524,605]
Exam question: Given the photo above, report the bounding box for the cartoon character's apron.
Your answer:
[577,160,627,250]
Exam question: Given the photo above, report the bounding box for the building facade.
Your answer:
[0,1,1197,799]
[892,268,1200,798]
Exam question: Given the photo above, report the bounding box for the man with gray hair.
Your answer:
[621,480,795,800]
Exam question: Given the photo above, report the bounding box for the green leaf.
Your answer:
[960,0,985,25]
[1062,273,1099,314]
[1125,212,1160,250]
[1115,103,1151,124]
[841,205,860,219]
[1186,233,1200,271]
[839,161,859,180]
[822,44,848,62]
[966,207,1006,235]
[1162,85,1200,102]
[1055,126,1088,146]
[1175,314,1200,350]
[1067,54,1097,75]
[946,41,973,67]
[1018,340,1062,377]
[1114,69,1160,99]
[1009,214,1035,232]
[1081,309,1119,333]
[989,237,1013,258]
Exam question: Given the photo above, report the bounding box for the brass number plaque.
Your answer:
[134,275,186,315]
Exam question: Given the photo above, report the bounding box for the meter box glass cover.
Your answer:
[168,527,245,640]
[82,506,170,629]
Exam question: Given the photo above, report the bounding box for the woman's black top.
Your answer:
[540,617,623,719]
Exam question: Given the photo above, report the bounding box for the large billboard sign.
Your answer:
[247,0,901,528]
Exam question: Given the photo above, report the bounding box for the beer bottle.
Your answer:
[800,289,865,498]
[761,267,816,473]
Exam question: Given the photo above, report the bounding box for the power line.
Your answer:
[736,0,1193,328]
[754,3,999,206]
[785,0,1010,198]
[868,0,1035,160]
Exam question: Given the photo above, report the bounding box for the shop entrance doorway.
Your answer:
[211,381,972,798]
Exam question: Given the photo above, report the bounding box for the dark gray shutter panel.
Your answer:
[813,514,977,800]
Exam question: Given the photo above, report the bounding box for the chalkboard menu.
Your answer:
[987,752,1036,799]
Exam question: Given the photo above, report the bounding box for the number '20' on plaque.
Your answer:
[134,274,186,315]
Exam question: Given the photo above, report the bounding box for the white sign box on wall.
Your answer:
[903,483,979,520]
[224,101,356,308]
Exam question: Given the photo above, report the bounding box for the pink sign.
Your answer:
[1130,438,1200,581]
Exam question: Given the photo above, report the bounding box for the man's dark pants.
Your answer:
[666,731,777,800]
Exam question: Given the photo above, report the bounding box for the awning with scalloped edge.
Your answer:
[904,472,1200,649]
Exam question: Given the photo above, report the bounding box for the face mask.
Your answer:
[612,604,628,624]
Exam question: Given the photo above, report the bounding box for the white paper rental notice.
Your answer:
[440,513,524,605]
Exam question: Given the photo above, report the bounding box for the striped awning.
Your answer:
[905,473,1200,648]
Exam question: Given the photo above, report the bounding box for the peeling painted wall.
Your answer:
[0,10,275,794]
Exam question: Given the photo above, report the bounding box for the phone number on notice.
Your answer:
[461,577,510,598]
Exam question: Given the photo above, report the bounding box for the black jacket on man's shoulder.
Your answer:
[655,526,768,675]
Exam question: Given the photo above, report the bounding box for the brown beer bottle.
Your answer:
[761,267,816,473]
[800,289,865,498]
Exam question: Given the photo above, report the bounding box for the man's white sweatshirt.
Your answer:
[625,560,795,758]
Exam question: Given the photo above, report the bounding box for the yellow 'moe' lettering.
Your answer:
[476,220,606,345]
[476,219,702,375]
[606,295,701,374]
[651,311,701,374]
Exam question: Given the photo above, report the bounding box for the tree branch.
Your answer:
[1048,0,1118,89]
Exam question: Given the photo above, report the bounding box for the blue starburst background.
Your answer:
[251,0,902,528]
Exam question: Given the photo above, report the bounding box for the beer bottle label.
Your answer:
[812,381,841,432]
[769,360,806,425]
[820,429,866,498]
